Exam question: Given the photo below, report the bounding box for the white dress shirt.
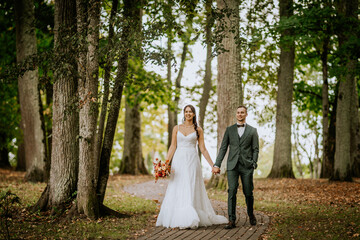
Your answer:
[237,123,246,138]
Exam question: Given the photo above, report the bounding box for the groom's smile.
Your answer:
[236,107,248,124]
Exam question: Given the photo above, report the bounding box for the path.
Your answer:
[124,179,269,240]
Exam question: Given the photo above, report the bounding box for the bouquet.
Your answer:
[153,158,171,182]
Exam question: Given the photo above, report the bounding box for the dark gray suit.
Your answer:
[215,123,259,222]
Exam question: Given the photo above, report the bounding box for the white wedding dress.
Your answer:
[156,129,228,229]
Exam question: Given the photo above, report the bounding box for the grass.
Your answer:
[207,178,360,240]
[0,169,157,240]
[2,169,360,240]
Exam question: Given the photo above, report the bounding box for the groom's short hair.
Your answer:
[237,105,247,112]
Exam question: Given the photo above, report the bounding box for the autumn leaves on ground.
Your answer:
[1,169,359,240]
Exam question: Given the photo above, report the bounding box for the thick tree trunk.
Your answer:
[208,0,241,190]
[334,61,354,181]
[351,82,360,177]
[97,0,137,204]
[33,0,79,213]
[15,0,46,182]
[76,0,101,219]
[120,4,147,175]
[320,38,332,178]
[333,0,357,181]
[120,102,147,174]
[268,0,295,178]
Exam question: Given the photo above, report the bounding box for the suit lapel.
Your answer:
[239,125,251,145]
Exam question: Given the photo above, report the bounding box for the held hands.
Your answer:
[212,166,220,175]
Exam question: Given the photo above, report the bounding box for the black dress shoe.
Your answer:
[224,221,236,229]
[249,214,257,226]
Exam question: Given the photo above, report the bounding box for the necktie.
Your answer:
[237,124,245,128]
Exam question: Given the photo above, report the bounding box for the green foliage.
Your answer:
[125,58,173,110]
[293,81,322,114]
[0,0,20,161]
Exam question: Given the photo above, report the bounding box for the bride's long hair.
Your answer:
[183,104,199,139]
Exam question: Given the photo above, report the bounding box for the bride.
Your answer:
[156,104,228,229]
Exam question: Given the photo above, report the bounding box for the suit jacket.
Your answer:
[215,123,259,171]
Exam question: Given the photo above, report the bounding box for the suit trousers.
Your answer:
[227,161,254,222]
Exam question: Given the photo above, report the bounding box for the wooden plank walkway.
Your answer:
[124,179,269,240]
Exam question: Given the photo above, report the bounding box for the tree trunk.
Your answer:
[16,141,26,171]
[0,146,10,168]
[15,0,46,182]
[320,38,332,178]
[95,0,118,171]
[268,0,295,178]
[33,0,79,213]
[334,60,354,181]
[167,39,189,149]
[76,0,101,219]
[199,0,213,127]
[198,0,213,160]
[120,102,147,174]
[351,82,360,177]
[313,125,320,178]
[208,0,241,190]
[120,3,147,175]
[167,37,175,149]
[166,1,175,150]
[333,0,357,181]
[97,0,137,204]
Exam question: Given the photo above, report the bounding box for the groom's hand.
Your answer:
[212,166,220,175]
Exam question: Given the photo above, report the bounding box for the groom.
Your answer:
[212,105,259,229]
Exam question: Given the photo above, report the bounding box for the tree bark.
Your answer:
[198,0,214,159]
[76,0,101,219]
[97,0,137,204]
[120,3,147,175]
[333,0,357,181]
[199,0,213,130]
[33,0,79,213]
[208,0,241,190]
[351,82,360,177]
[95,0,118,171]
[167,39,189,148]
[320,38,332,178]
[268,0,295,178]
[15,0,46,182]
[120,102,147,174]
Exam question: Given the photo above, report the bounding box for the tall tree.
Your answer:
[333,0,358,181]
[15,0,46,182]
[33,0,78,213]
[208,0,242,189]
[268,0,295,178]
[120,1,148,175]
[199,0,213,130]
[76,0,101,218]
[97,0,138,204]
[95,0,118,171]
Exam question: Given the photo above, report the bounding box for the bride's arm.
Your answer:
[198,127,214,167]
[166,126,178,162]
